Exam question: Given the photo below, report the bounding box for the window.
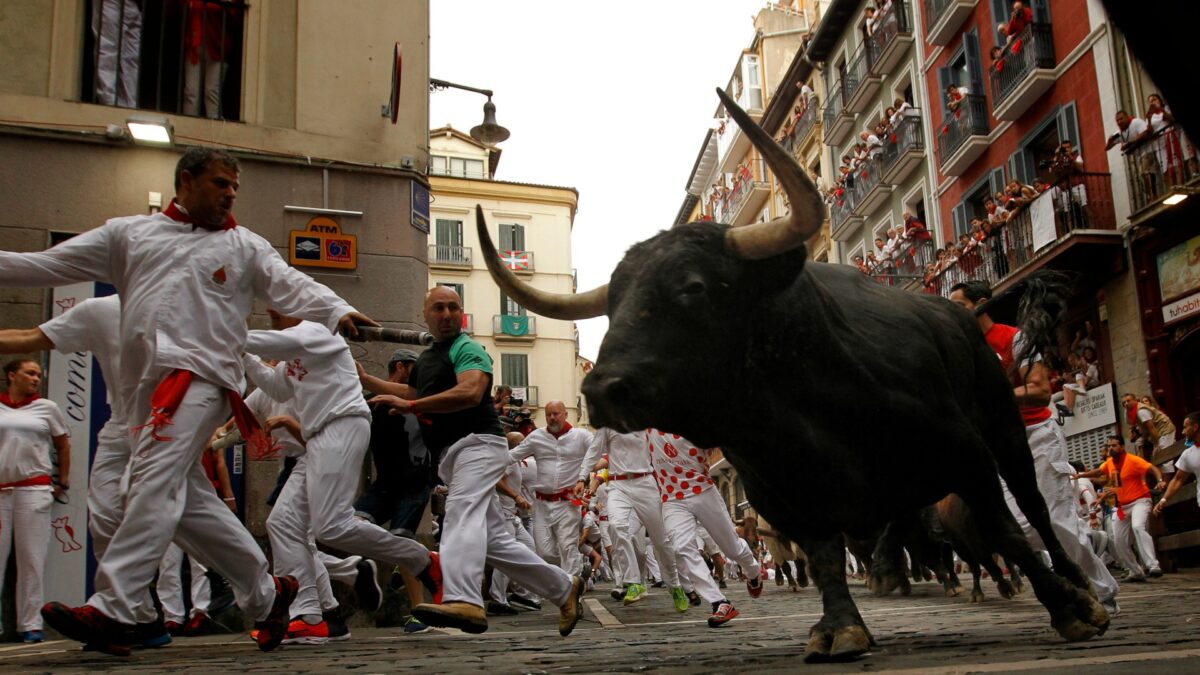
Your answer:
[500,291,525,317]
[952,169,1006,237]
[499,224,526,250]
[743,54,763,109]
[438,282,464,303]
[500,354,529,388]
[433,219,466,263]
[936,31,984,118]
[1009,103,1080,184]
[429,155,485,178]
[990,0,1050,42]
[82,0,246,119]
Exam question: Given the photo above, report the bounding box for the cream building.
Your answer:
[427,127,581,426]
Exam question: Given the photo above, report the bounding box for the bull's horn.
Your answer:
[714,87,825,260]
[474,205,608,320]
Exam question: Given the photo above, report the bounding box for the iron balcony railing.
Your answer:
[881,110,925,173]
[922,172,1115,297]
[867,239,937,286]
[716,157,767,223]
[493,314,538,338]
[428,244,473,266]
[989,23,1056,106]
[870,0,912,57]
[831,197,854,231]
[1123,124,1200,213]
[824,83,845,128]
[848,154,885,208]
[781,99,821,158]
[842,42,880,105]
[936,94,989,168]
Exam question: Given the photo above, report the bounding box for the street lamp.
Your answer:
[429,78,511,145]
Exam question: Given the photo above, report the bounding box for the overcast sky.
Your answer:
[430,1,778,360]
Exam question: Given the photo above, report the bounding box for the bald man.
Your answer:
[370,287,585,636]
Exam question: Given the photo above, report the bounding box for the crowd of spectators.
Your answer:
[819,97,916,212]
[1107,92,1197,201]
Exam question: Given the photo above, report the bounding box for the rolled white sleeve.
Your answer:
[0,225,113,287]
[251,237,356,334]
[242,353,295,403]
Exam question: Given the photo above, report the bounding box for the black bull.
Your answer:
[476,88,1109,662]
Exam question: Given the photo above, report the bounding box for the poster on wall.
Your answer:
[1157,232,1200,302]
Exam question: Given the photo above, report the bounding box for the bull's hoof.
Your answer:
[970,589,986,604]
[996,578,1016,599]
[945,585,964,598]
[804,625,871,663]
[1011,575,1026,595]
[804,630,833,662]
[872,570,911,597]
[789,584,800,593]
[1051,591,1110,642]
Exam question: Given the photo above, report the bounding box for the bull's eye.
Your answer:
[682,280,706,296]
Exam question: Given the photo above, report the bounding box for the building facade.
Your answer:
[427,127,582,426]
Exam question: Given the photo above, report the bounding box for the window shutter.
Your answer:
[512,224,525,250]
[936,66,952,118]
[435,219,462,247]
[499,224,514,250]
[989,0,1009,43]
[963,31,985,94]
[988,167,1007,197]
[1032,0,1050,23]
[952,202,968,238]
[1056,102,1080,148]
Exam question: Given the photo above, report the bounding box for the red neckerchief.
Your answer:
[549,421,574,439]
[1125,402,1139,426]
[0,392,40,409]
[163,199,238,231]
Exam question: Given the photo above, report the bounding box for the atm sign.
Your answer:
[289,217,358,270]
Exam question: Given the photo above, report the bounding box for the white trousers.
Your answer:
[439,434,572,608]
[662,490,759,605]
[183,56,222,119]
[1111,497,1159,576]
[267,416,428,619]
[1003,418,1119,603]
[91,0,141,107]
[533,496,584,577]
[157,542,210,623]
[0,487,52,631]
[89,377,275,624]
[489,513,538,605]
[607,476,680,587]
[318,551,362,588]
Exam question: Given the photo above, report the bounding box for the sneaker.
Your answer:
[184,610,213,636]
[401,615,429,634]
[610,587,626,602]
[163,620,184,637]
[1126,574,1147,583]
[134,618,172,648]
[355,559,382,612]
[413,601,488,634]
[42,602,135,656]
[622,582,646,605]
[486,601,519,616]
[323,610,351,641]
[687,590,702,607]
[1100,597,1121,617]
[718,579,728,589]
[558,575,586,637]
[650,579,666,589]
[508,593,542,611]
[417,552,443,604]
[1148,568,1164,578]
[18,630,44,643]
[1055,403,1075,418]
[253,575,300,652]
[283,619,334,645]
[747,575,763,599]
[708,601,739,627]
[670,587,689,613]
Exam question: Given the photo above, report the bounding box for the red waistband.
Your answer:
[536,488,575,502]
[0,475,52,490]
[612,471,651,481]
[597,515,608,521]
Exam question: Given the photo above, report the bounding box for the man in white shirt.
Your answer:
[0,147,374,655]
[510,401,593,578]
[577,428,689,611]
[1154,411,1200,517]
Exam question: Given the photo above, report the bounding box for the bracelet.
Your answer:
[223,497,236,502]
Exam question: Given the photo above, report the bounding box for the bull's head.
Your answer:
[477,88,825,443]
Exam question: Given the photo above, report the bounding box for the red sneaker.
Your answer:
[253,575,299,652]
[707,601,740,628]
[41,602,134,656]
[282,619,333,645]
[418,552,443,604]
[185,610,213,636]
[747,575,763,598]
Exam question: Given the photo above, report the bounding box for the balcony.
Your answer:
[496,250,535,275]
[780,99,821,161]
[881,111,925,184]
[924,0,977,46]
[716,158,770,227]
[493,314,538,341]
[428,244,473,270]
[870,0,915,77]
[866,239,937,288]
[922,172,1122,298]
[1122,124,1200,214]
[990,24,1056,121]
[936,94,990,176]
[843,42,883,115]
[850,154,893,217]
[508,385,539,408]
[830,195,864,240]
[823,86,855,147]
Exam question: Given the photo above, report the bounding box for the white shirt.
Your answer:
[865,134,883,157]
[647,429,716,501]
[1119,117,1148,145]
[243,388,306,458]
[243,320,370,441]
[1175,444,1200,507]
[498,455,522,515]
[518,456,538,508]
[0,210,355,414]
[0,398,69,485]
[579,428,650,482]
[40,295,125,429]
[1073,477,1099,520]
[510,426,594,494]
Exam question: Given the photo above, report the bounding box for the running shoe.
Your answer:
[164,620,184,637]
[508,593,542,611]
[356,559,383,612]
[747,575,763,598]
[687,590,702,607]
[707,601,739,627]
[323,610,351,641]
[42,603,134,656]
[670,587,689,613]
[134,618,172,648]
[253,575,299,652]
[402,615,429,634]
[622,582,646,605]
[610,587,626,601]
[282,619,333,645]
[18,630,44,643]
[559,575,586,637]
[486,601,519,616]
[185,610,213,636]
[412,601,488,634]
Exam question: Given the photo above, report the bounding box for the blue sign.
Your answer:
[412,181,430,233]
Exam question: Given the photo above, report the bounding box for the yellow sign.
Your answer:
[289,217,357,270]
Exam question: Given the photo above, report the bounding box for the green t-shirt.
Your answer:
[410,332,503,454]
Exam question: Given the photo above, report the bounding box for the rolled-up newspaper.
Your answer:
[349,327,434,346]
[211,427,243,450]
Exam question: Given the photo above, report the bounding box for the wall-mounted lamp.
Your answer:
[126,114,174,145]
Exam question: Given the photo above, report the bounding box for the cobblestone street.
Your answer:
[4,570,1200,674]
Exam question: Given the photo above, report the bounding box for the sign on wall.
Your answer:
[1061,382,1118,437]
[1157,232,1200,303]
[289,216,357,270]
[412,182,430,234]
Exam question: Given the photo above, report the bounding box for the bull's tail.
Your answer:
[977,269,1074,373]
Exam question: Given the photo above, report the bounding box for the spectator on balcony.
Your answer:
[1107,109,1158,200]
[1123,393,1177,463]
[1051,140,1085,179]
[852,255,870,274]
[922,263,941,295]
[1006,1,1034,45]
[984,197,1009,225]
[945,84,969,115]
[1145,93,1196,185]
[1004,179,1040,210]
[891,98,913,124]
[990,46,1007,76]
[1059,346,1101,419]
[863,6,878,37]
[860,131,883,160]
[902,212,931,242]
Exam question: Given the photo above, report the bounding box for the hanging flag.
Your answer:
[500,314,529,336]
[501,250,531,271]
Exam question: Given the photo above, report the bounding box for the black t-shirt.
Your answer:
[410,332,503,454]
[367,399,426,490]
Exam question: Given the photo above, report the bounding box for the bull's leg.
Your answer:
[968,560,986,603]
[938,543,965,597]
[983,554,1016,599]
[800,533,874,662]
[958,478,1108,642]
[794,552,810,588]
[870,519,913,597]
[1005,557,1025,594]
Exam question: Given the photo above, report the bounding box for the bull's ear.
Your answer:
[736,244,808,296]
